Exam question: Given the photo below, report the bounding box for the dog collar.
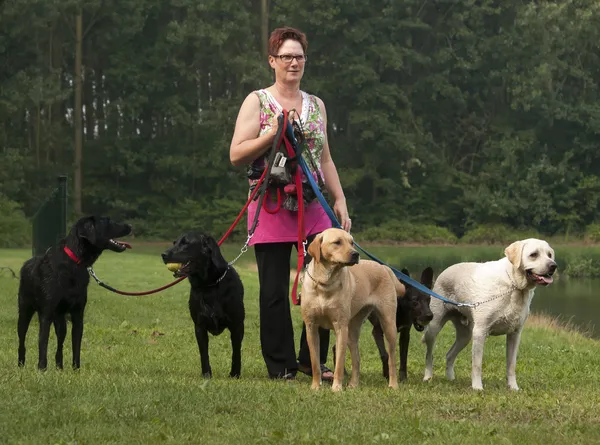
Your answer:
[63,246,82,264]
[304,267,329,287]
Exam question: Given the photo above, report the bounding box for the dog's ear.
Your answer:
[207,236,228,271]
[421,267,434,289]
[77,216,97,245]
[307,234,323,263]
[505,241,524,268]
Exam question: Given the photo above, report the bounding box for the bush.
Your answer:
[563,257,600,278]
[128,197,248,242]
[460,224,541,245]
[357,221,458,244]
[584,223,600,243]
[0,195,31,248]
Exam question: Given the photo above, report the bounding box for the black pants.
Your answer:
[254,234,330,378]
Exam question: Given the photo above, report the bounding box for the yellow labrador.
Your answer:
[423,239,557,390]
[301,228,406,391]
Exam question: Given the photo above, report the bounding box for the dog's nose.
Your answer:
[548,262,557,274]
[161,253,167,262]
[351,251,360,262]
[424,313,434,323]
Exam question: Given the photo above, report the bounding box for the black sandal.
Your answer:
[297,363,334,382]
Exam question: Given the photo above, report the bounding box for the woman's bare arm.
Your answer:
[229,93,277,166]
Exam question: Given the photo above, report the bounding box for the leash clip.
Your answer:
[87,266,101,285]
[228,234,253,266]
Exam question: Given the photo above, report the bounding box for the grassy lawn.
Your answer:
[1,245,599,444]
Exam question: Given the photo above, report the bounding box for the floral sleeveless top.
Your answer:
[249,89,325,188]
[245,88,331,245]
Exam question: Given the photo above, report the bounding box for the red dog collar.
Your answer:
[63,246,82,264]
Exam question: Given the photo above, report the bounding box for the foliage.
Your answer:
[460,224,542,245]
[358,221,458,244]
[1,0,600,239]
[563,257,600,278]
[585,223,600,243]
[0,195,31,248]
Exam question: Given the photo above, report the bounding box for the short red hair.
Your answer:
[268,27,308,56]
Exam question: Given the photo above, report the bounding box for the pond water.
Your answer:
[530,277,599,338]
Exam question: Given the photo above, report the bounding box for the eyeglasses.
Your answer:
[271,54,307,64]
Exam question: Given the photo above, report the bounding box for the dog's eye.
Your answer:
[333,240,342,245]
[529,252,538,259]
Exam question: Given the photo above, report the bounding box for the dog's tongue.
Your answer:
[535,274,553,285]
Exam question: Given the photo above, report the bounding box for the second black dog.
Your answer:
[162,231,245,378]
[18,216,132,370]
[370,267,434,381]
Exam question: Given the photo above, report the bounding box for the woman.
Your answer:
[229,26,351,380]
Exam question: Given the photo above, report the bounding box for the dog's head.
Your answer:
[307,228,359,266]
[505,238,557,286]
[161,231,228,279]
[398,267,434,332]
[73,216,132,253]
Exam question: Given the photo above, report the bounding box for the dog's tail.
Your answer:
[386,266,406,297]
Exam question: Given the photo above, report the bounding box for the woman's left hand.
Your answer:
[333,198,351,232]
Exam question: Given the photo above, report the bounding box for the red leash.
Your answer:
[280,126,306,306]
[89,168,269,296]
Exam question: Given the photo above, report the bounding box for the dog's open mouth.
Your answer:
[527,270,554,286]
[108,239,132,253]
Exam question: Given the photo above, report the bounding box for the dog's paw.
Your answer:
[508,383,519,391]
[311,383,321,391]
[202,371,213,379]
[446,369,455,381]
[331,383,343,392]
[229,372,241,379]
[472,384,484,391]
[423,371,433,382]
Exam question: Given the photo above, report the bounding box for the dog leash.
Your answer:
[283,119,475,309]
[88,161,275,297]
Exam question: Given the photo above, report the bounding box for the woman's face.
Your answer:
[269,39,306,84]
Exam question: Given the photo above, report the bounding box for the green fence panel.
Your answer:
[32,176,68,256]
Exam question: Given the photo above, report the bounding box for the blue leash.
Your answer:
[286,120,470,308]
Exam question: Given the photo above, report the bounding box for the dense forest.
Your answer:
[2,0,600,246]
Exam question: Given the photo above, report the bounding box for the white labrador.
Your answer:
[422,239,557,390]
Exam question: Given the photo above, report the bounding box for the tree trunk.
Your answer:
[74,11,83,216]
[51,24,64,164]
[260,0,268,58]
[96,68,105,139]
[84,64,94,141]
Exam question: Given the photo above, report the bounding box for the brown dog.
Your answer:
[301,228,406,391]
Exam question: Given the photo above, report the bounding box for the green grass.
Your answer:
[1,246,600,444]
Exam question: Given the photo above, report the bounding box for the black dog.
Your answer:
[18,216,132,370]
[161,231,245,378]
[369,267,434,381]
